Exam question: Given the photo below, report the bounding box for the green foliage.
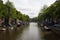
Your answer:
[38,0,60,21]
[0,0,30,21]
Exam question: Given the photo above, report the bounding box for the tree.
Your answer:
[0,0,4,18]
[38,0,60,24]
[0,0,30,27]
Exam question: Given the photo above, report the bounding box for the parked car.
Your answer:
[51,24,60,34]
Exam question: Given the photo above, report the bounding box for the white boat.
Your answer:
[2,28,6,31]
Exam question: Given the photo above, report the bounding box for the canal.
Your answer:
[0,22,60,40]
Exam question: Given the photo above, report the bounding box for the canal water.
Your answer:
[0,22,60,40]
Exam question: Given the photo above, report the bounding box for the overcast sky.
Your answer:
[3,0,56,18]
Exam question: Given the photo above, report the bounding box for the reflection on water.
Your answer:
[0,25,27,40]
[17,23,40,40]
[0,22,60,40]
[42,31,60,40]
